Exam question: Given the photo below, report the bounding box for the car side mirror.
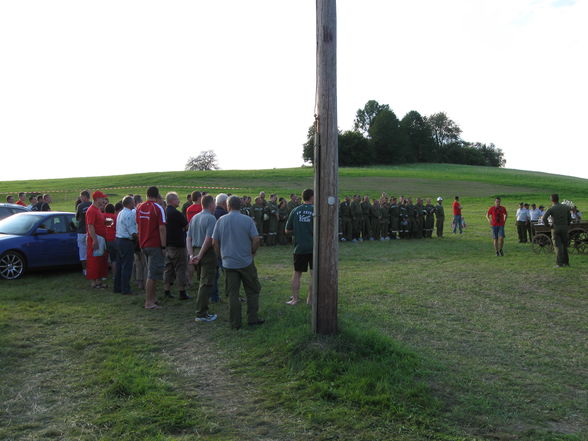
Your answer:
[34,227,50,235]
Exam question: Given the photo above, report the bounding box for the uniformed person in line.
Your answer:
[542,194,572,267]
[361,195,372,240]
[370,199,381,240]
[252,197,265,245]
[379,196,390,240]
[435,197,445,237]
[413,198,425,239]
[339,195,353,242]
[399,199,410,239]
[389,197,400,239]
[266,194,279,246]
[406,198,416,239]
[424,198,435,238]
[277,197,289,245]
[240,196,253,218]
[350,194,363,242]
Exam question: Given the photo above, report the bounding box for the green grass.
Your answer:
[1,165,587,441]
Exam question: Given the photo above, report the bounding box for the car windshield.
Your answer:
[0,214,45,235]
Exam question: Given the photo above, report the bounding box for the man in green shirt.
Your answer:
[350,195,363,242]
[435,197,445,237]
[542,193,572,267]
[285,189,314,305]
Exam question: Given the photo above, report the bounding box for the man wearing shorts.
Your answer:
[137,186,166,310]
[285,188,314,305]
[486,197,508,256]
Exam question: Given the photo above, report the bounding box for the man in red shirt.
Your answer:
[452,196,463,234]
[86,191,109,288]
[137,186,166,309]
[15,193,27,206]
[186,191,203,222]
[487,197,508,256]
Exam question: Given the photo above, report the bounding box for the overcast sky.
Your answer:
[1,0,586,181]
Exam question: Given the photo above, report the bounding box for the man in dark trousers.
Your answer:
[163,192,191,299]
[542,194,572,267]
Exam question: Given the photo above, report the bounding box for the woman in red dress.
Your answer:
[86,191,109,288]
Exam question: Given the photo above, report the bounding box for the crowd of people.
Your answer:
[66,187,316,329]
[4,187,583,322]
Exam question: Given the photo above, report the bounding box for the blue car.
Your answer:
[0,212,80,280]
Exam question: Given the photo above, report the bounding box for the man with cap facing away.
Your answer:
[542,194,572,268]
[212,195,263,329]
[137,186,166,310]
[435,197,445,237]
[86,191,109,289]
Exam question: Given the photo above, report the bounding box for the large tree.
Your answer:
[338,130,372,166]
[302,124,316,164]
[400,110,436,162]
[353,100,390,136]
[185,150,219,171]
[425,112,462,149]
[368,108,408,164]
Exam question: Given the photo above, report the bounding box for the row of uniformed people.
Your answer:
[239,192,302,246]
[339,195,446,241]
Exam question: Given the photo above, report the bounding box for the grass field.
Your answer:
[1,164,587,441]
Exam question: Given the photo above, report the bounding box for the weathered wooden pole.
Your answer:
[312,0,338,335]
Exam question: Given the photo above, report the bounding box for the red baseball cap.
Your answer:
[92,190,108,200]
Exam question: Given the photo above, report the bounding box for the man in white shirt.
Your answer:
[515,202,530,243]
[114,196,137,294]
[529,203,542,238]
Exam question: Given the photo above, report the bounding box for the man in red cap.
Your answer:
[86,190,109,288]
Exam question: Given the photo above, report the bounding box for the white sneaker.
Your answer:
[195,313,217,322]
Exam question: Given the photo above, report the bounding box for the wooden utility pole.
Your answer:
[312,0,338,335]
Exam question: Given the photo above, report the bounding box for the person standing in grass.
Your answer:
[114,195,137,295]
[187,195,218,323]
[212,195,262,329]
[75,190,92,276]
[137,186,166,310]
[542,194,572,268]
[486,197,508,256]
[163,192,191,300]
[285,189,314,306]
[86,190,109,289]
[452,196,463,234]
[15,193,27,207]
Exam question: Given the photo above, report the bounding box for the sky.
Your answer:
[1,0,587,181]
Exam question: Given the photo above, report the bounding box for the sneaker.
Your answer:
[499,249,504,256]
[340,238,347,242]
[352,239,358,243]
[195,313,217,322]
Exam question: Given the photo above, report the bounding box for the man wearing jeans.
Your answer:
[452,196,463,234]
[212,196,262,329]
[486,197,508,256]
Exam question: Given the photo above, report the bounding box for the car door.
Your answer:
[25,214,77,267]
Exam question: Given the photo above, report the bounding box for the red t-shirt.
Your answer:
[15,200,26,206]
[452,201,462,216]
[487,205,507,226]
[86,204,107,238]
[186,203,203,222]
[136,201,165,248]
[104,212,117,242]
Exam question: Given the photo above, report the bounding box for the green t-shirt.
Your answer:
[286,203,314,255]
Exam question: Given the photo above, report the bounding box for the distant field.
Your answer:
[2,164,587,210]
[1,164,587,441]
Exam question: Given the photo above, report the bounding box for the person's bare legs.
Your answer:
[145,279,159,308]
[287,271,302,305]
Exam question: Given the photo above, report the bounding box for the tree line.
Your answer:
[303,100,506,168]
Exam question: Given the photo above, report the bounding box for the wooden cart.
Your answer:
[531,221,588,254]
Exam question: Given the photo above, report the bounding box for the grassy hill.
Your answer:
[2,164,587,211]
[1,164,586,441]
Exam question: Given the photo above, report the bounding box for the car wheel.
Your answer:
[0,251,26,280]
